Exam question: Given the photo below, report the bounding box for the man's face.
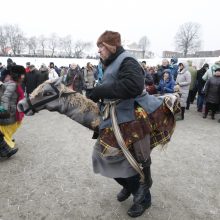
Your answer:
[162,60,169,67]
[98,44,111,61]
[71,64,77,69]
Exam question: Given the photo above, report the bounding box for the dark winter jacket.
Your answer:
[90,47,163,129]
[0,66,5,78]
[90,47,144,99]
[196,67,207,95]
[38,70,49,85]
[145,73,154,86]
[23,69,40,95]
[204,75,220,104]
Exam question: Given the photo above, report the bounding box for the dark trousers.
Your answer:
[197,94,204,111]
[186,90,194,109]
[114,174,140,194]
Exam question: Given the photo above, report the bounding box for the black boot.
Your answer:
[133,159,152,204]
[0,139,18,158]
[181,107,185,120]
[127,189,151,218]
[117,187,131,202]
[127,159,152,217]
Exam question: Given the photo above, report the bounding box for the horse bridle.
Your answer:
[23,83,60,114]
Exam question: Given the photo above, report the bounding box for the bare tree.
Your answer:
[27,36,38,55]
[0,25,8,55]
[59,35,73,57]
[175,22,201,57]
[48,33,59,57]
[4,24,26,55]
[38,35,47,56]
[138,36,150,58]
[73,40,92,58]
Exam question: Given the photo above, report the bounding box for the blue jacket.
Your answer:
[157,72,175,94]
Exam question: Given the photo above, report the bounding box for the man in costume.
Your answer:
[89,30,167,217]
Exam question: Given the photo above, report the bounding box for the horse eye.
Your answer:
[43,91,53,96]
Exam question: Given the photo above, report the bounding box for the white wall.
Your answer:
[1,56,220,69]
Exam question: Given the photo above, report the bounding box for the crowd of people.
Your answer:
[141,58,220,121]
[0,54,219,160]
[0,30,219,217]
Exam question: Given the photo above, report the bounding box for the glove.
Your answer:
[88,93,100,103]
[88,89,100,103]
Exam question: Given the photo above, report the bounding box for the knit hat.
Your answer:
[97,30,121,54]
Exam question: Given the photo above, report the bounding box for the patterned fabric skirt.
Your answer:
[99,96,180,157]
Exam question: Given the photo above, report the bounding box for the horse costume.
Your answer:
[18,77,180,217]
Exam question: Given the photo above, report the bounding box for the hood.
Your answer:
[178,62,189,73]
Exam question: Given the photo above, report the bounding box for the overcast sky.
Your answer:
[1,0,219,56]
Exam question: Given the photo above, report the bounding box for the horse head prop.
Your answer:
[17,77,100,131]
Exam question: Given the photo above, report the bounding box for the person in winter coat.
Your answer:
[202,60,220,81]
[157,59,171,82]
[97,61,104,84]
[196,63,209,112]
[0,65,25,158]
[89,31,156,217]
[170,57,178,80]
[23,65,40,97]
[186,60,197,110]
[157,69,175,95]
[0,62,6,78]
[38,64,49,85]
[84,62,96,98]
[65,63,84,94]
[203,68,220,120]
[175,62,191,120]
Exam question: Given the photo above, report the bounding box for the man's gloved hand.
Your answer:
[88,90,100,103]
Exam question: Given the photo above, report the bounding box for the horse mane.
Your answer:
[30,80,52,98]
[60,85,99,114]
[30,79,99,115]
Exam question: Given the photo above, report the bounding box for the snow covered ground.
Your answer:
[0,56,219,68]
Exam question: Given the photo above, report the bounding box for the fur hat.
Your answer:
[97,30,121,54]
[11,65,25,75]
[10,65,26,81]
